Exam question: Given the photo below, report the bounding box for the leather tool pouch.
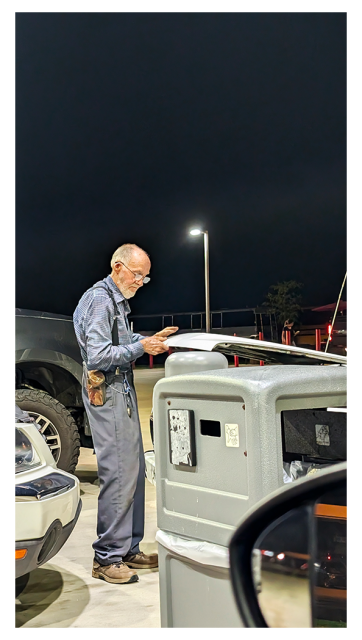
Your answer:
[86,370,106,406]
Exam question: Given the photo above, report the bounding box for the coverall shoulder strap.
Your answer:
[92,283,119,347]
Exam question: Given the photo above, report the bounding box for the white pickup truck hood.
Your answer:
[165,332,346,366]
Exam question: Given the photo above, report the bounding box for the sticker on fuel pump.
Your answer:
[225,423,239,447]
[315,424,330,446]
[168,409,196,466]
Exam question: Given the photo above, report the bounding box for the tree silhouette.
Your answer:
[263,280,304,326]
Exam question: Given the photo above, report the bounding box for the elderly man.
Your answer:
[73,243,177,584]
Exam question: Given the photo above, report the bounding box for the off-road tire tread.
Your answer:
[15,388,81,474]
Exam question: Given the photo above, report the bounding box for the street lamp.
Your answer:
[189,228,211,332]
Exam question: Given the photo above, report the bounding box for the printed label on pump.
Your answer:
[225,423,239,447]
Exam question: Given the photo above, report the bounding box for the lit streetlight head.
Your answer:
[190,228,202,236]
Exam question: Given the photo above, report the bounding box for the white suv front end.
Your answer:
[15,418,81,578]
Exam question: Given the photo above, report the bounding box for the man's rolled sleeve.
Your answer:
[131,332,146,344]
[128,339,145,360]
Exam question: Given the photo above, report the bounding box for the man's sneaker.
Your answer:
[123,551,158,569]
[92,560,139,584]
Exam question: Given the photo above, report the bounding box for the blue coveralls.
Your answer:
[73,275,146,565]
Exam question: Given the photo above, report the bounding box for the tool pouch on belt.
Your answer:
[86,370,106,406]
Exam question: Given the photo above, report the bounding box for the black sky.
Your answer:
[15,12,346,319]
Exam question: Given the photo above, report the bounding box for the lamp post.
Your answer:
[189,228,211,332]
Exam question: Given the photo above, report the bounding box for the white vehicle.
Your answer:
[15,407,82,580]
[165,332,347,365]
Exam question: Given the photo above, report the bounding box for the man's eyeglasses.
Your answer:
[116,261,151,284]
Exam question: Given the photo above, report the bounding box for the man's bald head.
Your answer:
[110,244,150,269]
[110,244,151,299]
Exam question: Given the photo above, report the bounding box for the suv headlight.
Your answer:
[15,428,42,474]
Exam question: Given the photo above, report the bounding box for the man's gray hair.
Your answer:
[110,244,149,268]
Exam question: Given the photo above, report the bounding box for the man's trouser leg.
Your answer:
[82,371,145,565]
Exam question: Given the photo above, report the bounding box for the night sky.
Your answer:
[16,12,346,320]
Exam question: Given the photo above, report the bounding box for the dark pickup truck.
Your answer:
[15,309,92,474]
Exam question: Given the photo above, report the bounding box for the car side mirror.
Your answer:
[229,462,346,628]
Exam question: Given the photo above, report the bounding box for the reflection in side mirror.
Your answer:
[312,487,347,627]
[253,506,312,627]
[229,463,346,628]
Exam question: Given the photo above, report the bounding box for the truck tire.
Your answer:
[15,389,81,475]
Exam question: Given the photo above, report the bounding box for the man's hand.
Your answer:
[140,336,169,355]
[154,326,179,339]
[140,327,178,355]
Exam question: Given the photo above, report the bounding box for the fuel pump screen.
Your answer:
[281,408,346,462]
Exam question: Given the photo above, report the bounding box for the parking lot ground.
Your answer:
[15,367,165,629]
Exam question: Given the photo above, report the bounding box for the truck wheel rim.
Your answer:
[27,411,62,464]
